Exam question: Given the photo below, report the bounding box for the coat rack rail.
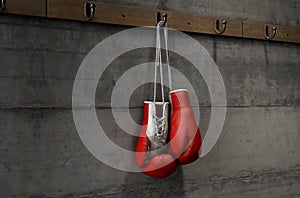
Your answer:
[0,0,299,44]
[47,0,243,38]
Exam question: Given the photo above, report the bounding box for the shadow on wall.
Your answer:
[122,166,185,198]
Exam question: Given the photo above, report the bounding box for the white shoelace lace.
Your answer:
[153,114,165,138]
[152,22,172,139]
[153,21,172,103]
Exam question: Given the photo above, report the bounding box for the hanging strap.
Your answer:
[153,21,173,102]
[163,23,172,91]
[153,21,164,102]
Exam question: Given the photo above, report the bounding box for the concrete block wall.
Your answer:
[0,0,299,197]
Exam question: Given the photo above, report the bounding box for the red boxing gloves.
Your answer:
[135,22,201,178]
[135,101,177,178]
[169,89,202,165]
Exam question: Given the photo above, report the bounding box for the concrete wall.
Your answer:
[0,0,299,197]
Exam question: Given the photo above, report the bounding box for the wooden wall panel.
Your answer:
[47,0,86,21]
[0,0,46,17]
[1,0,299,43]
[167,13,242,36]
[47,0,242,37]
[88,1,243,37]
[243,21,300,43]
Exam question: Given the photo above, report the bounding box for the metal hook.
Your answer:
[215,19,227,34]
[156,12,161,25]
[84,2,95,21]
[156,12,167,26]
[162,13,168,26]
[264,25,276,40]
[0,0,6,12]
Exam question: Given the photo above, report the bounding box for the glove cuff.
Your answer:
[170,89,192,108]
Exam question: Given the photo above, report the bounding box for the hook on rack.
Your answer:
[0,0,6,12]
[264,25,276,40]
[215,19,227,34]
[156,12,167,26]
[84,2,95,21]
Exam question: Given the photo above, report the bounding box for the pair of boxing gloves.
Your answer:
[135,89,202,178]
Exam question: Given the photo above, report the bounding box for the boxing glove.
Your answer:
[135,101,177,178]
[169,89,202,165]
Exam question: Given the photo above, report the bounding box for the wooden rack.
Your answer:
[1,0,300,43]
